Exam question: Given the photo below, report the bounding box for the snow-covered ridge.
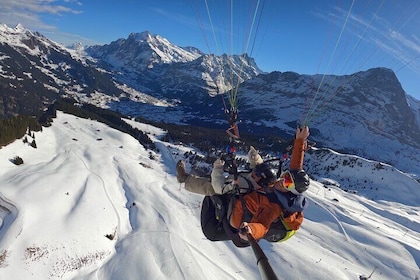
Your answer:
[85,31,202,70]
[0,23,419,178]
[0,111,418,279]
[305,147,420,205]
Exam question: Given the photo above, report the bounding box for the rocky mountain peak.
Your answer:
[0,23,419,175]
[127,31,152,42]
[86,31,201,70]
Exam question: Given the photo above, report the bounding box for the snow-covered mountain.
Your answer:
[0,111,418,279]
[86,31,202,69]
[0,24,171,117]
[0,23,419,177]
[234,69,420,175]
[84,31,262,96]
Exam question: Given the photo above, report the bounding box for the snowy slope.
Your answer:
[0,111,418,280]
[1,23,419,179]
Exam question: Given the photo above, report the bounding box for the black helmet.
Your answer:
[253,163,277,187]
[289,169,310,193]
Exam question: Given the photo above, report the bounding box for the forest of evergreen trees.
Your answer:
[137,117,292,158]
[0,115,42,147]
[1,98,292,161]
[43,98,156,150]
[0,98,154,150]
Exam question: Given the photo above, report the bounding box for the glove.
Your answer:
[248,146,263,168]
[296,126,310,140]
[213,158,225,169]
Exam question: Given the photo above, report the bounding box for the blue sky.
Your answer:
[1,0,420,100]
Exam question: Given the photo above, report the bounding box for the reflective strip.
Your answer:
[279,230,296,242]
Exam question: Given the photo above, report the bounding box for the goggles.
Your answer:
[280,171,299,194]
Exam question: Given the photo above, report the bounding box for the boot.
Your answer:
[176,160,189,183]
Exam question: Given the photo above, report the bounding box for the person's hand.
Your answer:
[248,146,258,159]
[296,126,310,140]
[213,158,225,169]
[248,146,263,168]
[239,222,252,241]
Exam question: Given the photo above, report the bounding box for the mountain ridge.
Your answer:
[0,110,418,279]
[0,23,419,176]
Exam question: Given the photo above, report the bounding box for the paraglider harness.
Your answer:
[200,146,299,248]
[225,108,240,140]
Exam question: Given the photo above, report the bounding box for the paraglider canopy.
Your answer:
[191,0,270,139]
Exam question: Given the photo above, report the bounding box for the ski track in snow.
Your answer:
[70,150,122,235]
[0,112,418,279]
[306,183,351,241]
[306,195,351,241]
[0,195,19,246]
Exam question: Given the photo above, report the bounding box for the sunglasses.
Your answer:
[280,171,299,194]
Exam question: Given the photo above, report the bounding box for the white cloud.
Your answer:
[314,2,420,77]
[0,0,93,45]
[0,0,81,15]
[64,0,82,6]
[0,0,81,31]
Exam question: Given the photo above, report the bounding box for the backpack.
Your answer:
[200,194,251,248]
[200,195,231,241]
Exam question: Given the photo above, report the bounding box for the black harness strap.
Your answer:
[222,216,250,248]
